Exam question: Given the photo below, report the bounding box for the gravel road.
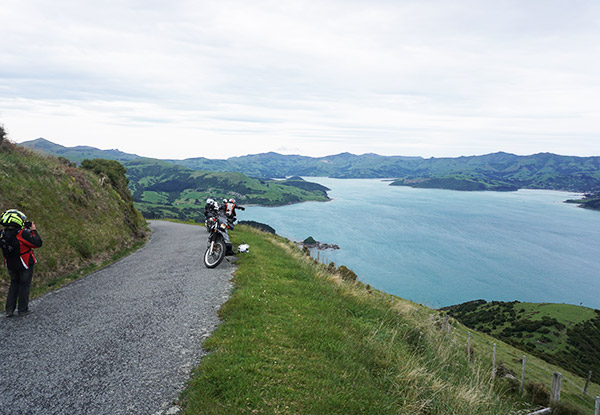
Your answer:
[0,220,234,415]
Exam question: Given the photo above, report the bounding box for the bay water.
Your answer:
[241,178,600,309]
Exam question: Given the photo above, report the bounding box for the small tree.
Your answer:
[0,123,6,145]
[80,158,131,202]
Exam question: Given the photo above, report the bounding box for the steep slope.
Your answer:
[0,140,147,303]
[181,224,600,414]
[443,300,600,383]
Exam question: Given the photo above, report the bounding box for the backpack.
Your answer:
[0,228,21,260]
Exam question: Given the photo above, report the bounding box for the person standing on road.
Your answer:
[1,209,42,317]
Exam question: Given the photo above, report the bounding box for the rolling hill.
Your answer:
[442,300,600,384]
[22,140,331,221]
[125,159,330,222]
[22,139,600,194]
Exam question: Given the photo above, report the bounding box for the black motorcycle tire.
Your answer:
[204,240,226,268]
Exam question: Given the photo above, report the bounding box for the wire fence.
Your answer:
[452,325,600,414]
[309,250,600,413]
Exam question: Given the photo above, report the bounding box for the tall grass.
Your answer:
[453,326,600,414]
[180,225,527,414]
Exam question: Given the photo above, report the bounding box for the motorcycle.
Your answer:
[203,212,234,268]
[204,199,221,231]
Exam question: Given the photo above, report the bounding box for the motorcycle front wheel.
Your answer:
[204,240,226,268]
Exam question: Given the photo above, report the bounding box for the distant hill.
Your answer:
[21,140,331,221]
[21,139,600,193]
[442,300,600,383]
[23,138,141,163]
[124,158,330,222]
[390,152,600,193]
[169,151,425,179]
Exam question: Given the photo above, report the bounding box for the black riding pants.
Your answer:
[6,266,34,313]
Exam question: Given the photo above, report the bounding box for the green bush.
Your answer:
[525,382,550,406]
[81,158,132,202]
[551,401,586,415]
[338,265,358,281]
[0,123,6,145]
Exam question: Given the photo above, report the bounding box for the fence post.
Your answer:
[492,343,497,379]
[551,372,562,402]
[594,396,599,415]
[520,355,526,395]
[584,370,592,395]
[467,332,471,362]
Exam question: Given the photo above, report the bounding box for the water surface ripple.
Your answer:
[243,178,600,309]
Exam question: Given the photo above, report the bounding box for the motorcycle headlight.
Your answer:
[220,223,227,230]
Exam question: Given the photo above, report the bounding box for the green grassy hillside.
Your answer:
[177,224,599,414]
[0,139,147,305]
[125,158,330,222]
[443,300,600,384]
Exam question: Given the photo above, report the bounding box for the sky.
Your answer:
[1,0,599,160]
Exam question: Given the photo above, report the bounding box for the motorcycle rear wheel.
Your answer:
[204,240,226,268]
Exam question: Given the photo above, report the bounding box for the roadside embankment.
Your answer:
[180,225,532,414]
[0,140,148,306]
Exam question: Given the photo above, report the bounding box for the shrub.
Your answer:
[80,159,132,202]
[551,401,586,415]
[501,376,521,395]
[57,156,76,167]
[0,123,6,145]
[525,382,550,406]
[496,362,516,378]
[338,265,357,282]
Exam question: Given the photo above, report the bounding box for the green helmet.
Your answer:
[1,209,27,228]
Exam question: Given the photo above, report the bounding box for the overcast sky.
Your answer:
[1,0,599,159]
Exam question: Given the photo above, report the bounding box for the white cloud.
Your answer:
[1,0,599,158]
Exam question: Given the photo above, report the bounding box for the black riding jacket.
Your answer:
[1,227,42,271]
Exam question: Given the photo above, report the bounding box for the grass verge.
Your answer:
[180,225,528,414]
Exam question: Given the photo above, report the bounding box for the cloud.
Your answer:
[1,0,600,158]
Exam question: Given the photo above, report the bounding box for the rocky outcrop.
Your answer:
[301,236,340,250]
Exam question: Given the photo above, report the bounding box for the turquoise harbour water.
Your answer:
[241,178,600,310]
